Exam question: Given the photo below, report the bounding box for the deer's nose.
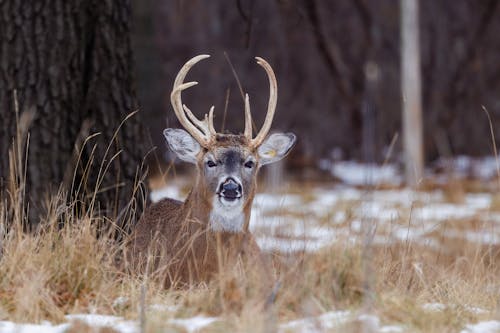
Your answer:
[219,178,242,200]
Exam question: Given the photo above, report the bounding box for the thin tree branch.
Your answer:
[303,0,354,102]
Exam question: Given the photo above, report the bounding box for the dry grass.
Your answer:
[1,185,499,333]
[1,167,500,333]
[1,111,499,331]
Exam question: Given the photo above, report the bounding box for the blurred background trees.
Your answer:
[134,0,500,169]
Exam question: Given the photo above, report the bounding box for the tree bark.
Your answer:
[0,0,148,228]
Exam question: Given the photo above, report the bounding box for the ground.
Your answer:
[0,159,499,332]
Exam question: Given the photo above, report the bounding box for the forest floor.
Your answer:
[1,159,500,332]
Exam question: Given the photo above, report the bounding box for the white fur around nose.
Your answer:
[209,197,244,233]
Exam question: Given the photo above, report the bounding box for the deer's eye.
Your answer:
[206,160,217,168]
[244,160,255,169]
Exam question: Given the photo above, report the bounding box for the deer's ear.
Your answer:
[257,133,296,166]
[163,128,201,164]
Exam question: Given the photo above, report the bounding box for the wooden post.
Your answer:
[401,0,424,187]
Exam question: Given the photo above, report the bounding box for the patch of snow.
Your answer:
[357,314,380,331]
[257,236,331,253]
[280,311,402,333]
[0,321,68,333]
[433,155,500,180]
[253,193,303,211]
[149,303,179,312]
[472,157,500,180]
[465,194,491,210]
[150,184,184,202]
[413,204,477,221]
[444,229,500,245]
[249,213,304,232]
[422,302,446,312]
[461,320,500,333]
[169,316,218,333]
[351,220,362,232]
[369,189,428,205]
[357,201,400,221]
[150,172,499,252]
[310,191,341,207]
[66,314,123,326]
[279,311,351,333]
[464,306,488,315]
[288,224,336,240]
[421,303,489,316]
[256,226,358,253]
[0,314,218,333]
[327,161,402,186]
[333,211,347,224]
[0,315,137,333]
[391,221,442,242]
[65,314,137,333]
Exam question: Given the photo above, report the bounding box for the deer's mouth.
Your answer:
[219,196,241,206]
[217,178,242,203]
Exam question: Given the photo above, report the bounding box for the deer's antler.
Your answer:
[244,57,278,149]
[170,54,216,147]
[171,55,278,149]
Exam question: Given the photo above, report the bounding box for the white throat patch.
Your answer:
[209,196,244,232]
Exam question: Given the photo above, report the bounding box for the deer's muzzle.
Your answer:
[218,178,242,201]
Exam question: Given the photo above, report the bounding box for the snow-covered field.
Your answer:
[1,159,500,332]
[152,171,500,256]
[2,306,499,333]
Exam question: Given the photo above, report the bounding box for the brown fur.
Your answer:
[125,179,265,288]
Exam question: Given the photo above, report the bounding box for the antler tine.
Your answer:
[250,57,278,148]
[170,54,213,147]
[208,106,216,135]
[244,93,252,139]
[183,104,208,132]
[183,104,217,136]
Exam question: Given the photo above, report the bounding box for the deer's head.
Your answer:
[164,55,296,231]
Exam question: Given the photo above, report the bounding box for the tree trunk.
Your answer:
[0,0,148,228]
[401,0,424,187]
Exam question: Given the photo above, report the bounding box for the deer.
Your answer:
[126,55,296,288]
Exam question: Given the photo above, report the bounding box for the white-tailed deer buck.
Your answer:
[127,55,296,287]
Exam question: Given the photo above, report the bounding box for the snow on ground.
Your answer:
[0,314,217,333]
[3,312,500,333]
[278,311,403,333]
[0,311,401,333]
[121,168,500,332]
[150,183,184,202]
[422,303,488,315]
[321,156,500,186]
[279,310,351,332]
[169,316,219,332]
[5,159,499,333]
[433,155,500,180]
[0,321,68,333]
[149,168,500,254]
[461,321,500,333]
[319,160,403,186]
[249,187,498,253]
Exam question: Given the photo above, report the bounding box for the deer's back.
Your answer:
[129,198,184,251]
[126,198,186,275]
[126,197,218,286]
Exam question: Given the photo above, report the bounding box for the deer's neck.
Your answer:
[209,206,245,232]
[186,187,252,233]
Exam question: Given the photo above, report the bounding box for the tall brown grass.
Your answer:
[1,96,499,331]
[1,185,499,332]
